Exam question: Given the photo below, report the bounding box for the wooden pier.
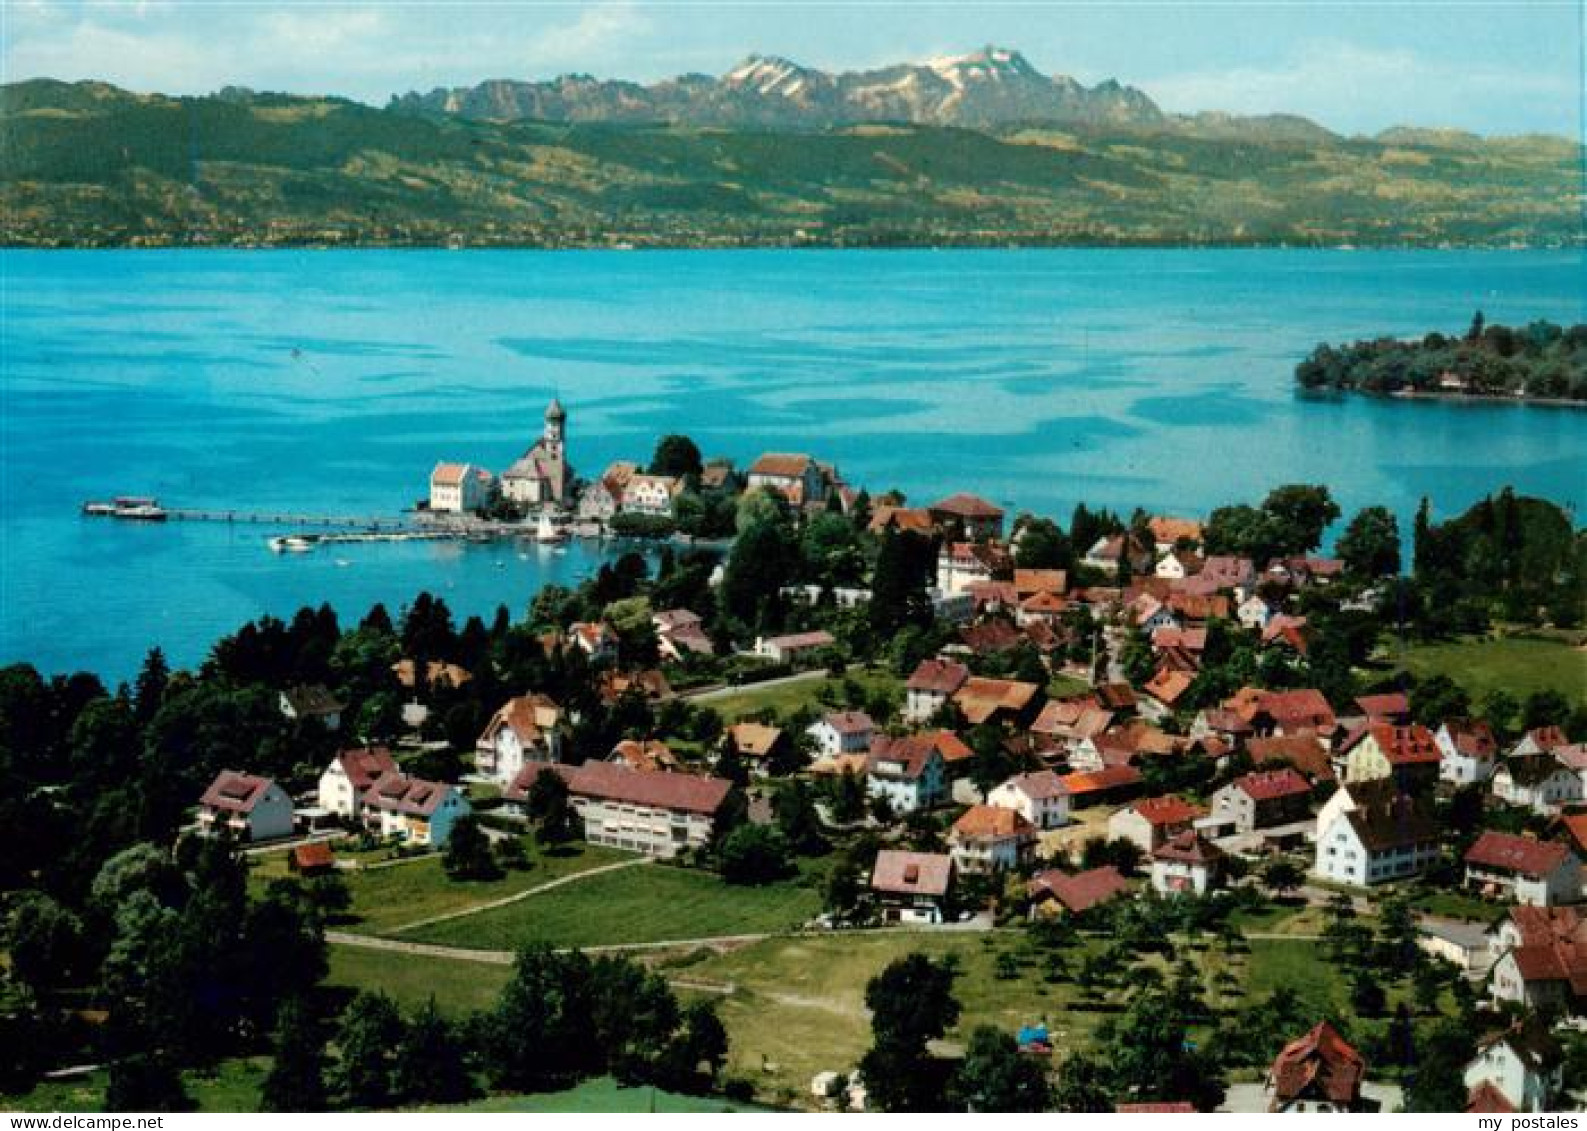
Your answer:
[162,509,413,530]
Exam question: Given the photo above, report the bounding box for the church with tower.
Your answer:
[501,398,574,508]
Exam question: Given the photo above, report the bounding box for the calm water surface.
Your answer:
[2,249,1583,679]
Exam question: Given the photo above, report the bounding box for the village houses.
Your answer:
[476,693,562,786]
[198,770,295,843]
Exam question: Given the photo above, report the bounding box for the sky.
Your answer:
[2,0,1583,137]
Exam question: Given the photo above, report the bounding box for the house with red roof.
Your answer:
[1511,725,1570,759]
[1211,768,1314,834]
[1435,718,1499,785]
[1313,780,1440,887]
[987,770,1070,829]
[1463,831,1580,907]
[1151,831,1225,896]
[197,770,295,843]
[1491,753,1584,816]
[1027,865,1131,917]
[806,710,875,758]
[1462,1024,1565,1113]
[1343,722,1442,793]
[508,762,735,858]
[289,840,336,876]
[1265,1022,1374,1113]
[928,492,1005,540]
[870,850,956,924]
[937,540,1014,595]
[948,805,1037,874]
[364,772,472,848]
[866,734,950,813]
[745,452,826,509]
[428,460,495,514]
[317,746,400,819]
[904,658,971,724]
[952,676,1042,727]
[1058,765,1143,808]
[1487,906,1587,1012]
[1107,795,1206,853]
[476,693,563,786]
[754,629,836,665]
[608,738,679,774]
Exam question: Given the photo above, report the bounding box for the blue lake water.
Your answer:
[2,248,1583,680]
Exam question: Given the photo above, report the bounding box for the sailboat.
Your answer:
[534,511,567,544]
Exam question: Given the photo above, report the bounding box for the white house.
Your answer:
[317,746,399,818]
[986,770,1070,830]
[745,453,826,509]
[1150,831,1224,896]
[1237,594,1273,630]
[904,658,969,724]
[948,804,1037,875]
[1436,719,1499,785]
[866,736,948,814]
[1486,906,1586,1012]
[197,770,295,843]
[1491,754,1582,815]
[475,694,562,786]
[1107,795,1204,854]
[621,473,682,516]
[1463,831,1580,907]
[1313,781,1440,887]
[429,461,495,514]
[1462,1027,1563,1113]
[755,630,836,665]
[806,711,875,758]
[870,850,955,925]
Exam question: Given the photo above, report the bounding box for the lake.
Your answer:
[2,248,1582,680]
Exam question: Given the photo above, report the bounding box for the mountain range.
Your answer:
[2,48,1581,249]
[390,46,1333,141]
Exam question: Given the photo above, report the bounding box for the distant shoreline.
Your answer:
[1300,388,1587,410]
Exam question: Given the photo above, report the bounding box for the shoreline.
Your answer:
[1298,387,1586,409]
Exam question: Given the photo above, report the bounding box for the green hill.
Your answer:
[2,79,1580,248]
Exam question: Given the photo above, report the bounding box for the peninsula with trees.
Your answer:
[1295,315,1587,403]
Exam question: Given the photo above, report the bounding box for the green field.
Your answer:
[699,669,902,723]
[270,842,631,936]
[327,943,510,1015]
[422,1076,762,1113]
[2,1058,270,1113]
[405,862,824,951]
[1387,633,1587,705]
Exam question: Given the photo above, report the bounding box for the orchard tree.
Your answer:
[859,953,961,1111]
[260,997,329,1112]
[953,1026,1052,1112]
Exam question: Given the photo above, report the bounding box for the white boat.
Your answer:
[534,512,568,544]
[268,536,315,554]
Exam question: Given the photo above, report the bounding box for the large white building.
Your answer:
[1313,781,1440,887]
[317,747,399,818]
[475,694,563,786]
[986,770,1070,830]
[501,399,573,507]
[429,462,496,514]
[507,762,735,859]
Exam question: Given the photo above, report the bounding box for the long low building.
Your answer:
[508,762,737,858]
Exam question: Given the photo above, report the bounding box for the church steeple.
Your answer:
[543,397,565,452]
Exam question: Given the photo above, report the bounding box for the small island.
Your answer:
[1295,314,1587,403]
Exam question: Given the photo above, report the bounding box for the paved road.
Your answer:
[682,669,827,703]
[385,856,651,935]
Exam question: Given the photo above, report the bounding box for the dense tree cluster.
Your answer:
[1296,315,1587,400]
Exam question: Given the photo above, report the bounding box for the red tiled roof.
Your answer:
[1442,719,1498,760]
[1269,1022,1365,1108]
[727,722,785,758]
[1560,813,1587,856]
[1246,735,1335,782]
[762,630,836,651]
[292,841,335,870]
[1028,866,1130,913]
[1013,568,1068,596]
[871,850,953,897]
[1368,723,1441,766]
[1464,831,1573,877]
[1153,829,1223,864]
[747,452,813,479]
[1234,768,1314,802]
[1128,795,1206,827]
[539,761,733,816]
[1466,1082,1516,1114]
[951,804,1036,840]
[998,770,1068,801]
[930,492,1004,518]
[366,773,458,818]
[1144,668,1194,707]
[1354,693,1409,720]
[200,770,277,814]
[820,710,875,736]
[954,676,1040,724]
[907,658,970,695]
[1059,765,1143,795]
[334,746,399,791]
